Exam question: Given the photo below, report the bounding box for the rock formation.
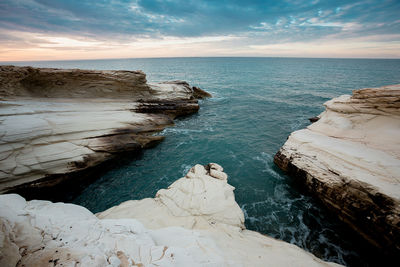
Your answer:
[0,164,341,266]
[274,84,400,253]
[0,65,210,194]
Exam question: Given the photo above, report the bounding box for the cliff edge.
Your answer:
[0,66,210,194]
[274,84,400,253]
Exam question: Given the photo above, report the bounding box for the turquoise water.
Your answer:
[8,58,400,266]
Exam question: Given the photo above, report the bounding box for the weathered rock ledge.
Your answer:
[0,65,211,194]
[274,84,400,253]
[0,164,340,266]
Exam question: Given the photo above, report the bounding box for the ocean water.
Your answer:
[8,57,400,266]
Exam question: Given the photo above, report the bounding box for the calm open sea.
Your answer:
[7,57,400,266]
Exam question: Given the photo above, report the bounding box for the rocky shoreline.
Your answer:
[0,65,210,194]
[0,65,345,266]
[274,84,400,254]
[2,65,397,265]
[0,164,340,266]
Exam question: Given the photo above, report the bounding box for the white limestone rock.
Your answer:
[98,164,341,267]
[274,84,400,252]
[0,164,341,266]
[99,164,243,229]
[209,169,228,180]
[0,66,206,193]
[209,162,223,172]
[0,194,226,267]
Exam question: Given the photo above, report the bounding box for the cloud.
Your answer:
[1,0,398,38]
[249,36,400,58]
[0,0,399,59]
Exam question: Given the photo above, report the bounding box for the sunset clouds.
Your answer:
[1,0,399,60]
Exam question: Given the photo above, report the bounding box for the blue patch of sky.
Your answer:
[0,0,399,41]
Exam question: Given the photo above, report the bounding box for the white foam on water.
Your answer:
[161,126,214,135]
[180,164,193,176]
[253,152,286,181]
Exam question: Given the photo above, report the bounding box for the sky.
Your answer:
[0,0,399,61]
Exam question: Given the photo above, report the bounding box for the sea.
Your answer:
[6,57,400,266]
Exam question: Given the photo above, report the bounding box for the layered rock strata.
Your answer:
[0,65,210,193]
[274,84,400,253]
[0,164,340,266]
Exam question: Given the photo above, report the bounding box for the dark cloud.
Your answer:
[0,0,399,42]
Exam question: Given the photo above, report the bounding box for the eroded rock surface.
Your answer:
[0,164,341,266]
[274,84,400,253]
[0,66,210,193]
[0,65,151,99]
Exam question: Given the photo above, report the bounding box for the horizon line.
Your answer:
[1,55,400,64]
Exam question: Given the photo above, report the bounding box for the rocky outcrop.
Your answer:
[98,163,243,230]
[0,65,150,99]
[0,66,210,194]
[0,164,341,266]
[274,84,400,253]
